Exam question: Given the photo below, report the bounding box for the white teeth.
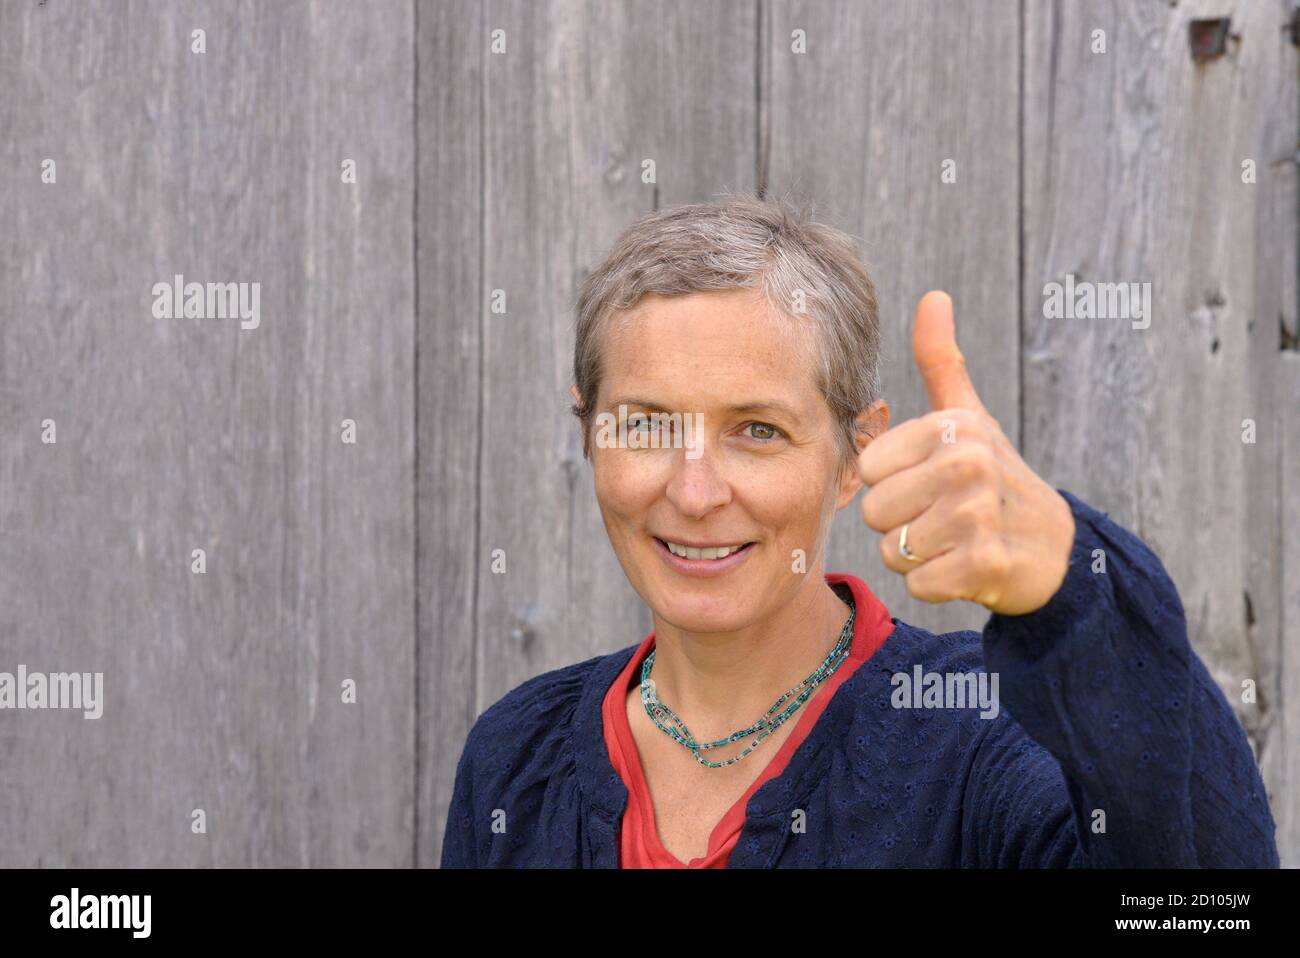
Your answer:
[664,541,748,560]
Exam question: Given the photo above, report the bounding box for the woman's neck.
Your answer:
[645,575,853,736]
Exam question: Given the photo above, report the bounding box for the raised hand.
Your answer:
[857,291,1076,615]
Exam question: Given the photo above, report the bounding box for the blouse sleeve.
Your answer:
[964,489,1278,867]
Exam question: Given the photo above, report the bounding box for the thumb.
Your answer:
[912,290,985,413]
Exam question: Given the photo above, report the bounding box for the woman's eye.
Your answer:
[745,422,781,441]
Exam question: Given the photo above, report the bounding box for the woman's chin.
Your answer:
[642,578,760,634]
[653,606,748,636]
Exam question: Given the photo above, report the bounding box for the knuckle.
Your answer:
[857,446,881,483]
[906,569,942,604]
[955,490,1001,529]
[945,444,994,483]
[974,541,1011,581]
[951,497,985,531]
[952,408,981,431]
[904,570,925,600]
[861,491,881,529]
[930,409,968,439]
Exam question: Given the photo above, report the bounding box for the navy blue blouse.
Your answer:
[440,490,1279,868]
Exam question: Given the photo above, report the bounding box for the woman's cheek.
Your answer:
[768,494,825,558]
[595,450,657,509]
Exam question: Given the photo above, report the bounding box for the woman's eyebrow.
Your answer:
[605,397,803,423]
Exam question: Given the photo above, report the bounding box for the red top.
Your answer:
[601,572,895,868]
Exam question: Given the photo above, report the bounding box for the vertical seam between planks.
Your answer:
[1017,0,1026,449]
[755,0,768,197]
[473,0,487,750]
[411,0,421,868]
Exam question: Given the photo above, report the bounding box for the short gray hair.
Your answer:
[571,192,882,466]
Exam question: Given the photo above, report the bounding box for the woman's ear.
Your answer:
[855,398,890,452]
[835,399,890,508]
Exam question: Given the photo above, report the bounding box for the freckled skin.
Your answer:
[574,287,881,645]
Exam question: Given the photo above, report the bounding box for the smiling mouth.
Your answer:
[653,537,755,561]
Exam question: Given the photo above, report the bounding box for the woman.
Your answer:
[440,195,1278,868]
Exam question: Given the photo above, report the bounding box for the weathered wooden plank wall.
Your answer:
[417,0,485,874]
[1,0,1293,868]
[1281,355,1300,866]
[0,0,415,865]
[1021,0,1298,866]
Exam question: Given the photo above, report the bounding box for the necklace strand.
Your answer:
[640,595,855,769]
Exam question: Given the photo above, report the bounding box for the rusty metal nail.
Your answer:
[1189,17,1231,61]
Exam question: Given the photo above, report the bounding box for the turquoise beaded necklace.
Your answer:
[639,593,856,769]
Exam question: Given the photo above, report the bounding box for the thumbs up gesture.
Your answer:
[857,291,1076,615]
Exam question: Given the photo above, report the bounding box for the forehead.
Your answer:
[599,288,820,408]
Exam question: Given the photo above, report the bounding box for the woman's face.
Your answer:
[575,287,887,634]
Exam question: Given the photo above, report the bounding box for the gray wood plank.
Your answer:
[1277,355,1300,867]
[764,0,1020,637]
[456,0,759,773]
[481,0,758,678]
[0,0,414,866]
[416,0,484,867]
[1250,2,1298,865]
[1021,0,1295,833]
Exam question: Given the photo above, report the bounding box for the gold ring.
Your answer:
[898,523,924,563]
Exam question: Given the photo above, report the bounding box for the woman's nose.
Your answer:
[663,446,732,518]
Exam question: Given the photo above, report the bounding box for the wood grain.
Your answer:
[0,0,1293,868]
[0,0,415,866]
[1022,0,1298,861]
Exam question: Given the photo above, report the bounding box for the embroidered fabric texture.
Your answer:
[440,489,1279,868]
